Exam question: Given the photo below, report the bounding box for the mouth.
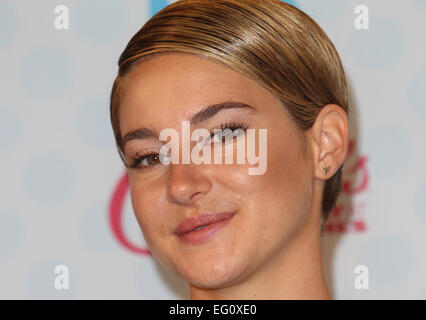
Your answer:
[174,212,236,245]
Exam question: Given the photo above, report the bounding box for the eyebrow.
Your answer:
[121,101,256,147]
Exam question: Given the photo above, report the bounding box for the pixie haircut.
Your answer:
[110,0,349,227]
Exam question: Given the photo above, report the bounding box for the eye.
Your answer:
[211,122,248,144]
[129,152,169,170]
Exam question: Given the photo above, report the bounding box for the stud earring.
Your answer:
[321,163,330,176]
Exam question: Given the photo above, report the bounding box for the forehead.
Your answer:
[118,53,279,134]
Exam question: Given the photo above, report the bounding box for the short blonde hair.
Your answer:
[110,0,349,225]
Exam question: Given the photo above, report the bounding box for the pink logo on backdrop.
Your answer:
[324,139,369,233]
[109,173,152,256]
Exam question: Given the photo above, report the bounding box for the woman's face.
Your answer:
[119,53,315,289]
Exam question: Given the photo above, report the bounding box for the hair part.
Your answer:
[110,0,349,227]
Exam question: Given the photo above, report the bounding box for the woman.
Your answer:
[110,0,349,299]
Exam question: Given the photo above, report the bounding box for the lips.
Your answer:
[174,212,235,236]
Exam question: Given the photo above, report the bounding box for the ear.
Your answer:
[307,104,349,180]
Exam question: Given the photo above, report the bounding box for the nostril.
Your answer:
[190,191,204,201]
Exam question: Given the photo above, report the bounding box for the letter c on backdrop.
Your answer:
[109,172,152,256]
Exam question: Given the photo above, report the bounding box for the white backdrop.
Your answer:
[1,0,425,299]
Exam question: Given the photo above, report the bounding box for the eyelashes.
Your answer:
[129,152,161,169]
[127,121,249,170]
[215,121,248,138]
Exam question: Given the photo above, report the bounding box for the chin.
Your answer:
[182,258,246,290]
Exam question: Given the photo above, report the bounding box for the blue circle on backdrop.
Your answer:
[418,290,426,300]
[0,2,18,48]
[149,0,170,16]
[415,181,426,225]
[408,69,426,118]
[349,17,405,70]
[281,0,297,7]
[412,0,426,11]
[23,153,75,205]
[0,107,20,156]
[364,126,410,179]
[0,211,23,261]
[358,234,413,286]
[27,258,76,299]
[135,258,188,299]
[20,46,72,99]
[79,203,119,252]
[74,0,127,43]
[76,97,115,148]
[148,1,298,18]
[299,0,347,22]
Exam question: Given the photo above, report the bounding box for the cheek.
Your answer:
[229,135,311,229]
[228,139,307,197]
[268,140,311,214]
[128,175,182,272]
[212,129,310,212]
[128,177,165,240]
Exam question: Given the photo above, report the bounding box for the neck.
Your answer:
[189,211,331,300]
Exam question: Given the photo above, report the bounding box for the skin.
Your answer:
[118,53,348,299]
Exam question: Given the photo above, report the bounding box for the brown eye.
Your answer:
[130,152,164,169]
[146,154,161,165]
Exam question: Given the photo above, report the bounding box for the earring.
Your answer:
[321,163,330,176]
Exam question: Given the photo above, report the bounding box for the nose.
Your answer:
[166,163,212,205]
